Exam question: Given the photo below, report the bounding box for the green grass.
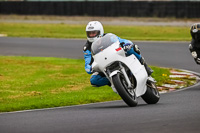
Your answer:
[0,56,171,112]
[151,66,171,86]
[0,23,191,41]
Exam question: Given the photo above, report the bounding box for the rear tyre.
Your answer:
[194,58,200,65]
[141,81,160,104]
[112,73,138,107]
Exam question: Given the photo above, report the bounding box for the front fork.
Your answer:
[106,62,132,90]
[119,62,132,89]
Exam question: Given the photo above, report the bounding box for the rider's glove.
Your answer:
[123,43,134,51]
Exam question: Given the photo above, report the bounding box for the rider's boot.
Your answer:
[140,57,153,76]
[189,44,193,52]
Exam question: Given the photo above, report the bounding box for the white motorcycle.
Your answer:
[91,33,160,107]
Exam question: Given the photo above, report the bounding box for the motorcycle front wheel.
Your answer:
[112,72,138,107]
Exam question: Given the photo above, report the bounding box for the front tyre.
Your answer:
[142,81,160,104]
[112,73,138,107]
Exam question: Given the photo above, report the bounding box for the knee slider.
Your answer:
[134,45,140,54]
[90,74,100,85]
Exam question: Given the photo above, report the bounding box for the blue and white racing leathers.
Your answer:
[83,34,141,87]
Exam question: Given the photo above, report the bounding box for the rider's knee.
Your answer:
[90,76,98,86]
[90,74,110,87]
[127,47,141,60]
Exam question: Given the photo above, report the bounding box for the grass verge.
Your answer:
[0,23,191,41]
[0,56,173,112]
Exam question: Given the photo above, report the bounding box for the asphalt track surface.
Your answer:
[0,37,200,133]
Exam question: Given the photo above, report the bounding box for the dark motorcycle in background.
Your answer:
[189,44,200,65]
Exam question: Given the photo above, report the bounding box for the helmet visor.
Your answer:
[86,30,100,38]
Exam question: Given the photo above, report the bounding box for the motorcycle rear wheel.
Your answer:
[112,72,138,107]
[141,81,160,104]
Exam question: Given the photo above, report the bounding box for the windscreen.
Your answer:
[91,34,119,55]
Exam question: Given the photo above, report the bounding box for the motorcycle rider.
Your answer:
[83,21,153,87]
[189,23,200,64]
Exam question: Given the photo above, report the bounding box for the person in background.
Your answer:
[189,23,200,64]
[83,21,153,87]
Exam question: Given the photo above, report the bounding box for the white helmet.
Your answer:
[86,21,104,43]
